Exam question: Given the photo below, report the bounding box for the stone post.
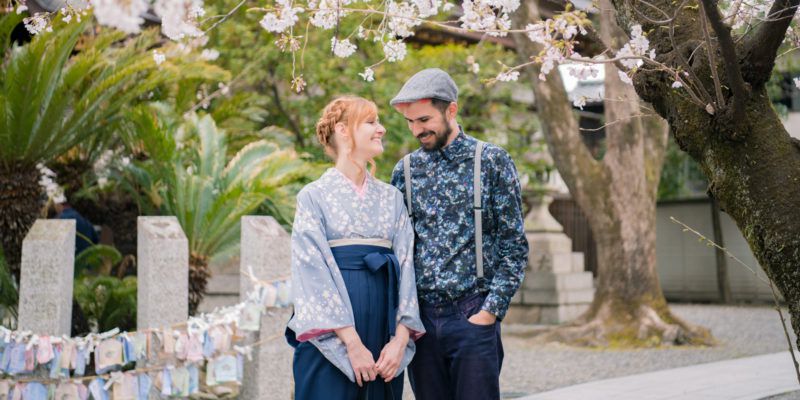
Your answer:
[507,192,596,324]
[240,216,294,399]
[18,219,76,336]
[137,216,188,330]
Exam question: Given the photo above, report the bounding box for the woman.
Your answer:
[286,96,425,400]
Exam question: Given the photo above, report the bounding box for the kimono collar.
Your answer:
[328,167,370,198]
[438,129,477,163]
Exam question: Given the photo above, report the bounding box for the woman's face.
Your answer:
[349,113,386,161]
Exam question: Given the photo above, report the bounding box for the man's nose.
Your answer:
[411,123,425,136]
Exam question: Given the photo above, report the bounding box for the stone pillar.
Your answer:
[239,216,294,399]
[507,193,595,324]
[18,219,76,336]
[137,216,188,330]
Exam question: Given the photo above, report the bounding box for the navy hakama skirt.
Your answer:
[290,244,403,400]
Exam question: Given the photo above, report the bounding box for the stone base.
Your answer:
[241,307,294,399]
[505,303,590,324]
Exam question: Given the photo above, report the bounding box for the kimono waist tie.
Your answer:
[331,244,401,337]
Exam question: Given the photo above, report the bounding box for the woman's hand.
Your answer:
[376,324,410,382]
[336,326,377,387]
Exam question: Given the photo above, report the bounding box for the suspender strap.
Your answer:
[474,141,484,279]
[403,154,413,218]
[403,141,484,279]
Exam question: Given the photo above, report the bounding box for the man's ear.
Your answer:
[446,102,459,121]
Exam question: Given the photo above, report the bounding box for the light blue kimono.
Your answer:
[287,168,425,382]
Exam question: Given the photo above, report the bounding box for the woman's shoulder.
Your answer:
[370,176,403,198]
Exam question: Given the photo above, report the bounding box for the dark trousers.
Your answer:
[408,293,504,400]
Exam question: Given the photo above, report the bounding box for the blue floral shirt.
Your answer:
[391,131,528,319]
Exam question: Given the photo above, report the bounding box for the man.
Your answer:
[389,68,528,400]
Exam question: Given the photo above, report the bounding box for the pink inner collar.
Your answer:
[333,168,368,198]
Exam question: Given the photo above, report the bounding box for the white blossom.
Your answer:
[91,0,148,34]
[23,14,50,35]
[617,24,651,69]
[331,37,357,58]
[259,0,303,33]
[359,67,375,82]
[618,70,633,85]
[37,164,66,204]
[794,77,800,90]
[189,6,206,18]
[16,5,28,14]
[387,1,422,38]
[442,2,455,11]
[153,50,166,65]
[413,0,440,17]
[383,40,407,62]
[201,49,220,61]
[218,82,230,95]
[471,62,480,74]
[154,0,205,41]
[671,80,683,89]
[496,70,520,82]
[310,0,341,29]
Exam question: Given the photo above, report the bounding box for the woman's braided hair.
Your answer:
[315,96,378,175]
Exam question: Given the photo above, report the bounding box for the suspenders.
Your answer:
[403,141,485,278]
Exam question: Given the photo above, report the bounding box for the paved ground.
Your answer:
[518,351,800,400]
[400,303,799,399]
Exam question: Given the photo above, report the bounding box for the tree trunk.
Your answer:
[607,0,800,348]
[189,252,211,315]
[511,0,713,346]
[0,164,41,280]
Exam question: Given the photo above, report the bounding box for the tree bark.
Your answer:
[511,0,712,346]
[0,165,41,280]
[609,0,800,349]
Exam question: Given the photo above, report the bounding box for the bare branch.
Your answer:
[742,0,800,87]
[698,1,726,108]
[699,0,749,121]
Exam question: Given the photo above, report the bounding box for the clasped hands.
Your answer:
[337,324,410,386]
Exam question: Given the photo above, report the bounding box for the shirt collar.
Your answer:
[439,128,476,163]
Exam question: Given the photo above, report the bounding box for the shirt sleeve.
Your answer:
[391,189,425,341]
[481,149,529,319]
[287,188,355,341]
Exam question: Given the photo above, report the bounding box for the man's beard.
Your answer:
[418,123,452,152]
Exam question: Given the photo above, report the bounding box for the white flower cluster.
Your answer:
[524,11,587,80]
[617,25,654,70]
[154,0,205,41]
[93,149,131,189]
[383,40,407,62]
[331,37,357,58]
[91,0,149,34]
[496,70,519,82]
[37,164,66,204]
[260,0,304,33]
[359,67,375,82]
[153,50,166,65]
[311,0,350,29]
[460,0,513,37]
[23,13,51,35]
[387,1,424,38]
[567,63,599,80]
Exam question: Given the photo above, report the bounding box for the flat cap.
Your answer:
[390,68,458,106]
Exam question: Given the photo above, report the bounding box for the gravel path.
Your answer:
[497,303,798,398]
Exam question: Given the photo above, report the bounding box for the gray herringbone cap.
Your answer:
[390,68,458,106]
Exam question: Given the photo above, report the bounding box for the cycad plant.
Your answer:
[121,109,310,313]
[0,13,228,274]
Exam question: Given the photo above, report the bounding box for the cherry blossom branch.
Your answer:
[578,112,661,132]
[203,0,247,33]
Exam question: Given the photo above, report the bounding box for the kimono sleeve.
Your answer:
[391,189,425,341]
[287,188,355,342]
